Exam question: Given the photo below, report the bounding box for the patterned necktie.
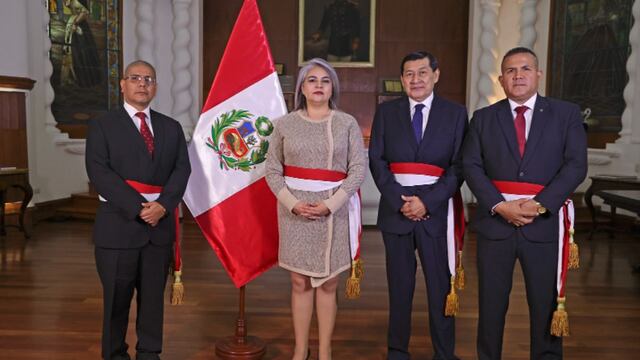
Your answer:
[514,106,528,157]
[136,112,154,155]
[412,103,425,144]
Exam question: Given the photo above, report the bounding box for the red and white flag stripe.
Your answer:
[183,0,286,287]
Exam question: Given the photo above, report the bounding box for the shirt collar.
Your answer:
[508,93,537,114]
[409,92,434,111]
[123,101,151,121]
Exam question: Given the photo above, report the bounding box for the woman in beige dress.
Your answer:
[265,58,366,360]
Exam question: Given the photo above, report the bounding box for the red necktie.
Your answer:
[514,106,528,157]
[136,112,154,155]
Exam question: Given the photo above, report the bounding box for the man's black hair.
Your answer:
[400,51,439,74]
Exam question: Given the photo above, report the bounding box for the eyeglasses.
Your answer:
[124,74,157,85]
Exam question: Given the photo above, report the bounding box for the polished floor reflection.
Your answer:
[0,220,639,359]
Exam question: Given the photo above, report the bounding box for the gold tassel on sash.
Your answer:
[568,229,580,270]
[454,250,465,290]
[550,296,570,337]
[170,270,184,305]
[346,259,362,299]
[354,258,364,279]
[444,276,459,316]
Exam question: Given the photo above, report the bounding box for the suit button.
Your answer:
[519,172,525,177]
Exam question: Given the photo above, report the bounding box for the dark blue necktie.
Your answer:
[412,103,425,143]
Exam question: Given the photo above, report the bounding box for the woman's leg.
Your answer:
[291,271,313,360]
[316,276,338,360]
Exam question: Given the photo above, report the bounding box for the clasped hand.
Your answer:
[495,198,539,227]
[139,201,166,227]
[292,201,330,220]
[401,195,427,222]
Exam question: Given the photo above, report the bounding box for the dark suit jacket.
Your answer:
[86,107,191,249]
[369,95,468,236]
[462,95,587,242]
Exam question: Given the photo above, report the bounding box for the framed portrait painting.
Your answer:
[298,0,375,68]
[47,0,122,136]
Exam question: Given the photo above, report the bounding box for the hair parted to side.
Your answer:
[294,58,340,111]
[501,47,539,68]
[123,60,157,78]
[400,51,439,74]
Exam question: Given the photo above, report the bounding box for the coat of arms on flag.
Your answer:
[206,110,274,171]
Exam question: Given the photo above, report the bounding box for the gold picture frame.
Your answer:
[381,79,404,94]
[298,0,375,68]
[274,63,285,75]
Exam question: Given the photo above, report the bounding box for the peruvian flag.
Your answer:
[183,0,286,287]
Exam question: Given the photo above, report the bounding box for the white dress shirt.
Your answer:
[507,93,537,140]
[408,92,434,137]
[123,101,153,136]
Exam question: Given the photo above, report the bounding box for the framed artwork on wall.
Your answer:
[47,0,122,137]
[298,0,375,68]
[548,0,633,147]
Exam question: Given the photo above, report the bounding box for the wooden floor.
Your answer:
[1,220,639,360]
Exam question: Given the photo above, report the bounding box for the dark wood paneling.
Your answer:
[0,92,28,168]
[203,0,470,138]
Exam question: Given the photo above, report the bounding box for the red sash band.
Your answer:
[390,162,445,177]
[493,180,544,195]
[283,165,346,182]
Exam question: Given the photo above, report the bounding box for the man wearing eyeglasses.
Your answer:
[86,60,191,360]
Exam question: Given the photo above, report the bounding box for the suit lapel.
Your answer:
[396,97,418,152]
[150,110,164,166]
[521,95,549,168]
[496,100,522,164]
[117,107,154,161]
[117,108,147,156]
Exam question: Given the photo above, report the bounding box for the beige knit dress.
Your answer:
[265,110,366,287]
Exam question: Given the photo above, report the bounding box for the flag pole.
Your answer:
[215,285,266,359]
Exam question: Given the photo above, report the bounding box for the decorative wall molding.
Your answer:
[171,0,195,138]
[519,0,537,49]
[475,0,502,111]
[135,0,156,63]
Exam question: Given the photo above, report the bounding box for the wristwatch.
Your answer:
[534,201,547,215]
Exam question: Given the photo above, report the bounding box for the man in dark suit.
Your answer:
[369,51,468,360]
[462,47,587,360]
[86,60,191,360]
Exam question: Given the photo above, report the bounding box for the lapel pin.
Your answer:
[539,109,544,112]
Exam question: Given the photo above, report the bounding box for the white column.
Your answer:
[171,0,195,137]
[135,0,156,63]
[519,0,537,49]
[618,0,639,144]
[475,0,502,111]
